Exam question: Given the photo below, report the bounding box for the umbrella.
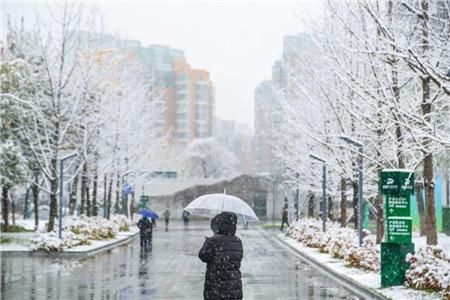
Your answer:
[139,209,159,219]
[184,194,259,223]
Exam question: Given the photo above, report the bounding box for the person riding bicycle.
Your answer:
[137,216,152,247]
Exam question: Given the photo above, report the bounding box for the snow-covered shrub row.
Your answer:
[30,215,132,252]
[405,246,450,298]
[110,214,131,232]
[286,219,380,271]
[64,215,119,240]
[30,231,90,252]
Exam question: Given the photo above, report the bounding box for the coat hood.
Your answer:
[211,211,237,235]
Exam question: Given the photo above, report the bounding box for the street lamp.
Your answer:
[59,152,77,239]
[309,154,327,232]
[295,172,299,221]
[339,135,364,247]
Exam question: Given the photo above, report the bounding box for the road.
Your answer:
[1,222,361,299]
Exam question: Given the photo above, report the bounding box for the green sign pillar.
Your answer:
[139,195,149,210]
[380,169,415,288]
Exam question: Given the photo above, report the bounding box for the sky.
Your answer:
[1,0,323,127]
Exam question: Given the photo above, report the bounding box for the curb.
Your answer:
[0,232,139,258]
[274,235,390,300]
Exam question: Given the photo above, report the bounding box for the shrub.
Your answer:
[405,246,450,297]
[286,219,380,272]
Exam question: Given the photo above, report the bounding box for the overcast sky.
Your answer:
[2,0,323,127]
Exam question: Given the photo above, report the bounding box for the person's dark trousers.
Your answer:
[280,220,289,231]
[140,232,145,247]
[165,218,169,231]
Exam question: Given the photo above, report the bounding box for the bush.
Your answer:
[64,215,119,240]
[0,237,13,244]
[286,219,380,272]
[110,215,131,232]
[0,224,33,233]
[405,246,450,298]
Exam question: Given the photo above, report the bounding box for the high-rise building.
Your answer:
[254,34,310,174]
[254,81,276,174]
[132,45,215,149]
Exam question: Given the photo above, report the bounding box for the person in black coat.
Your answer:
[199,211,243,300]
[137,216,152,247]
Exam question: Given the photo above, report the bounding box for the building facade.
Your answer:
[253,34,310,175]
[130,44,215,149]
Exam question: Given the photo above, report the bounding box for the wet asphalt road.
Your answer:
[1,222,361,300]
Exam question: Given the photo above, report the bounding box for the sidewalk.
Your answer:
[276,234,442,300]
[0,228,139,258]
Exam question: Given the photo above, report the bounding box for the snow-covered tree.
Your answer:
[268,0,450,245]
[178,138,239,178]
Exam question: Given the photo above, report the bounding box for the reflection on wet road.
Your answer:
[1,222,361,299]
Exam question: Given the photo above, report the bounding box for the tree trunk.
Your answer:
[418,0,437,246]
[11,196,15,226]
[1,185,10,232]
[80,162,87,215]
[23,187,30,219]
[92,171,98,216]
[352,180,359,230]
[103,173,107,218]
[115,171,120,214]
[328,195,334,221]
[375,193,384,244]
[107,175,113,219]
[424,153,437,244]
[308,192,315,218]
[47,157,58,232]
[86,179,91,217]
[415,182,426,236]
[388,0,405,169]
[32,173,39,231]
[69,173,79,215]
[340,177,347,227]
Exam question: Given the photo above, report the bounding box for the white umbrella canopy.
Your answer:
[184,193,260,223]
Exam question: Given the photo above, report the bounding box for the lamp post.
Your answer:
[59,152,77,239]
[309,154,327,232]
[339,135,364,247]
[272,175,277,227]
[295,172,299,221]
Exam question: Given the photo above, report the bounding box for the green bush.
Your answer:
[0,237,13,244]
[0,224,33,233]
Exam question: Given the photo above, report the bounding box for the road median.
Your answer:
[1,229,139,258]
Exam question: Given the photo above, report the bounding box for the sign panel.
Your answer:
[386,217,412,244]
[380,170,414,196]
[385,195,411,217]
[139,195,149,209]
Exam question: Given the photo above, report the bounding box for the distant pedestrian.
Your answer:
[137,216,152,247]
[199,211,243,300]
[183,210,190,226]
[280,207,289,231]
[163,208,171,231]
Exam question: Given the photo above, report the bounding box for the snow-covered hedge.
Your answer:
[110,214,130,232]
[30,215,132,252]
[405,246,450,298]
[64,215,119,240]
[286,219,380,271]
[30,231,90,252]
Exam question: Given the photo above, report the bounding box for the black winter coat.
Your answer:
[199,212,243,300]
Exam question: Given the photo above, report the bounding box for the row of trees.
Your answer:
[269,0,450,245]
[1,3,164,232]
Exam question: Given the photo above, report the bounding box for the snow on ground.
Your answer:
[284,219,449,300]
